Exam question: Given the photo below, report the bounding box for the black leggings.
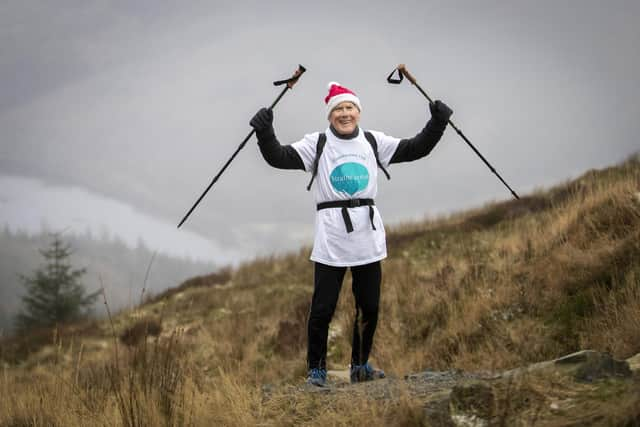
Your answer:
[307,261,381,370]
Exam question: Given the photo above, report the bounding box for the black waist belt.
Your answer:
[316,199,376,233]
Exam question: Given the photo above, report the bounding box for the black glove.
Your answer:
[250,107,273,133]
[429,100,453,123]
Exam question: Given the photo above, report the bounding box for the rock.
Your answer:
[420,351,637,426]
[553,350,632,382]
[626,353,640,372]
[423,395,455,427]
[501,350,632,382]
[448,382,494,427]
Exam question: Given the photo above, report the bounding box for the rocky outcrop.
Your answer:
[311,350,640,426]
[421,350,639,426]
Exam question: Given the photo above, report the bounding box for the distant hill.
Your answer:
[0,228,216,333]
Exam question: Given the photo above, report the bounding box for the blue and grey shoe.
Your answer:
[306,367,328,387]
[350,362,385,383]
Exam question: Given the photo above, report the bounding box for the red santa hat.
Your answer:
[324,82,361,117]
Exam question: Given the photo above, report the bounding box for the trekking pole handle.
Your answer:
[397,64,417,86]
[287,64,307,88]
[397,64,435,104]
[270,65,307,109]
[272,64,307,90]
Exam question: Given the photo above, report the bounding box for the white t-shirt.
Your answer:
[292,127,400,267]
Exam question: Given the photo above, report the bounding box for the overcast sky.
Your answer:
[1,0,639,265]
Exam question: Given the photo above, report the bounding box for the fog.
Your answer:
[1,0,638,263]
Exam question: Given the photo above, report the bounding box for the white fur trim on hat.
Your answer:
[325,82,361,117]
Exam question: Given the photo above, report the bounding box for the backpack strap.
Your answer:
[306,130,390,191]
[306,132,327,191]
[364,131,391,180]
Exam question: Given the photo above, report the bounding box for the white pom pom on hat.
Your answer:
[324,81,361,117]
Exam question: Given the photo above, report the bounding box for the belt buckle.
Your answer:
[349,199,360,208]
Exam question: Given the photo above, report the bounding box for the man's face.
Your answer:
[329,102,360,135]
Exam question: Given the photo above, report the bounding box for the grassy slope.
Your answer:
[1,155,639,426]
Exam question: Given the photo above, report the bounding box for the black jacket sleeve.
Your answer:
[389,117,448,164]
[256,128,305,170]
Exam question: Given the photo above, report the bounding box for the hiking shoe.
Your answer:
[306,367,327,387]
[350,362,385,383]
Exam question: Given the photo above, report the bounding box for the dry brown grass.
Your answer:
[1,154,639,426]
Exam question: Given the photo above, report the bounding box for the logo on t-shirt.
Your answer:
[330,162,369,196]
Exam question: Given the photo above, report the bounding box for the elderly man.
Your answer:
[250,81,452,386]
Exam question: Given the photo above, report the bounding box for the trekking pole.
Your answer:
[177,64,307,228]
[387,64,519,200]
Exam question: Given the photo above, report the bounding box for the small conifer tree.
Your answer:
[15,235,99,330]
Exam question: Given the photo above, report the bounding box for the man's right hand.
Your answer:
[429,100,453,123]
[250,107,273,132]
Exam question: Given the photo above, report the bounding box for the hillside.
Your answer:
[1,154,639,426]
